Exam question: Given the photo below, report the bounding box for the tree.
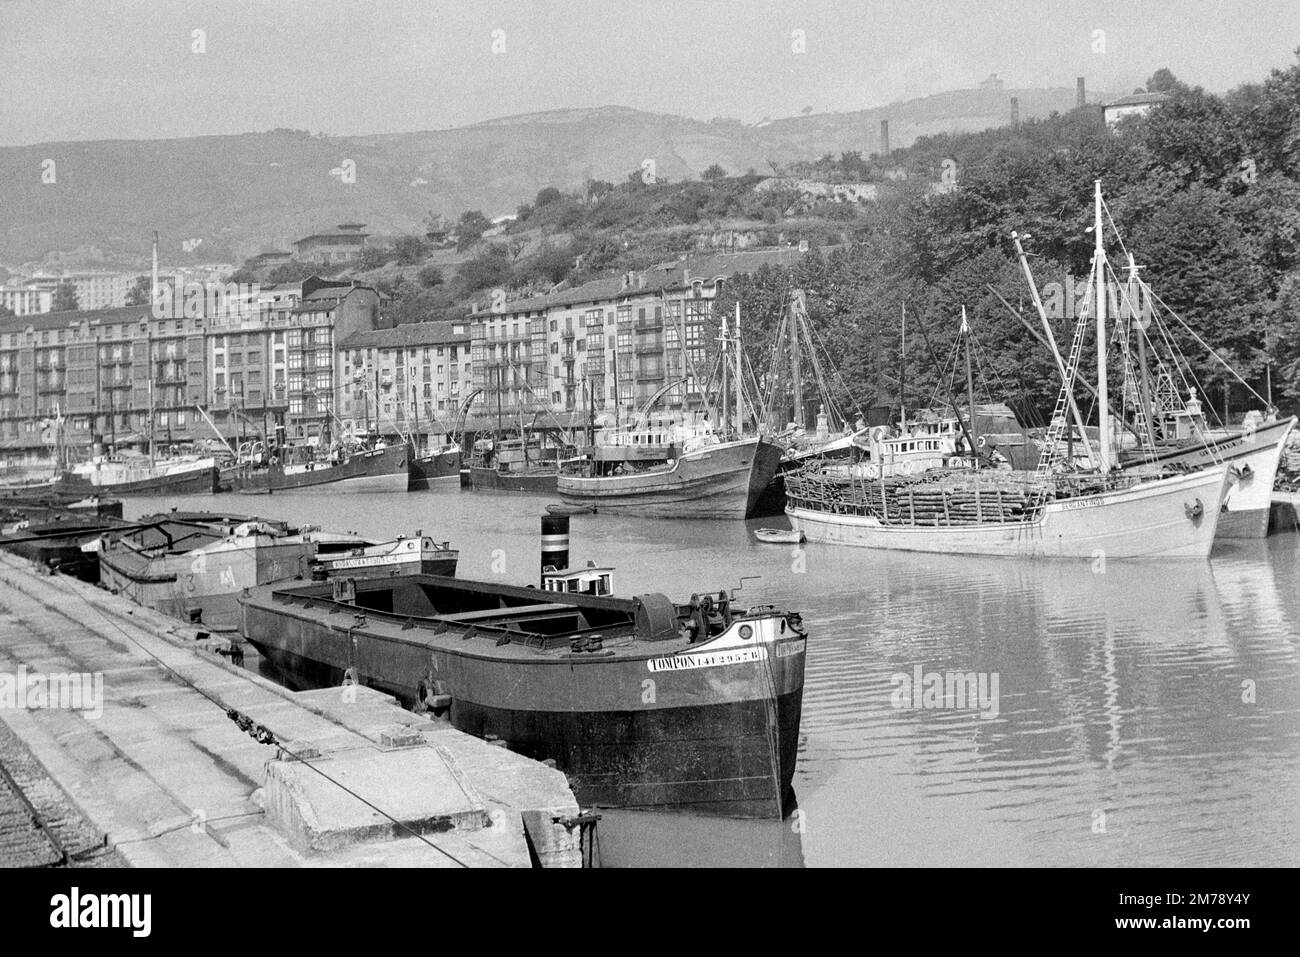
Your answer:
[456,245,513,293]
[702,164,728,181]
[52,282,79,312]
[393,233,429,265]
[0,304,15,322]
[1146,68,1188,95]
[455,210,491,251]
[124,275,151,306]
[358,246,389,270]
[535,186,563,207]
[417,264,444,288]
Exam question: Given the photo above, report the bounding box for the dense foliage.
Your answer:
[716,56,1300,422]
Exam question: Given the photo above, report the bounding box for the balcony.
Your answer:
[635,335,665,354]
[37,379,65,395]
[105,379,132,391]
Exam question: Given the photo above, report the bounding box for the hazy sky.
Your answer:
[2,0,1297,146]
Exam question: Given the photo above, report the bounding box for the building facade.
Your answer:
[469,248,811,429]
[0,276,385,469]
[337,320,472,444]
[292,223,369,265]
[0,285,54,317]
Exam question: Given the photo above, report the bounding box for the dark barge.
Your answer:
[239,569,806,818]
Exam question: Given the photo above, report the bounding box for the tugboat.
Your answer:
[238,517,807,818]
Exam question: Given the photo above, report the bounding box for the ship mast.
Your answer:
[719,308,729,435]
[734,301,744,435]
[899,304,907,434]
[962,307,978,469]
[789,293,804,430]
[1094,180,1111,474]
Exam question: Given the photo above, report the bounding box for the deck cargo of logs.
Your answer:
[784,467,1162,526]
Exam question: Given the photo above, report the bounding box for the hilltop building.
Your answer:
[292,223,369,266]
[1103,92,1170,127]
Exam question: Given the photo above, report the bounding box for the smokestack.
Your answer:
[1076,77,1086,108]
[1010,96,1020,128]
[151,230,159,309]
[880,119,890,155]
[541,514,570,580]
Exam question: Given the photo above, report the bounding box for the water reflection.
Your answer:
[125,489,1300,866]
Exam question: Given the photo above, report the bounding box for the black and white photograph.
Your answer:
[0,0,1294,926]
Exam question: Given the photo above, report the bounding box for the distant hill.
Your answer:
[0,87,1110,269]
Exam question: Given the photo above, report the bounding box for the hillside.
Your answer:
[0,86,1105,268]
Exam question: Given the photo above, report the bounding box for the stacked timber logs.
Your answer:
[785,468,1037,525]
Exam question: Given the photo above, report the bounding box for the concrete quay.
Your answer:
[0,553,583,867]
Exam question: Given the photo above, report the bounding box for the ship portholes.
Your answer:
[739,624,754,640]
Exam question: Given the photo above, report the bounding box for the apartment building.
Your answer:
[0,276,385,468]
[469,248,810,427]
[337,320,472,444]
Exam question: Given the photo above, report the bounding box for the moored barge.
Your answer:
[239,568,806,818]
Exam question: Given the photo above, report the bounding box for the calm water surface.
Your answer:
[127,487,1300,867]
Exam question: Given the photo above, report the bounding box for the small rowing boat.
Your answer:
[755,527,805,544]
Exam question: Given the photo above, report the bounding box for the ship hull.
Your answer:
[787,466,1229,559]
[469,465,558,492]
[55,464,218,496]
[408,449,462,489]
[99,538,315,632]
[222,443,411,493]
[557,437,782,519]
[1123,417,1294,539]
[240,576,805,818]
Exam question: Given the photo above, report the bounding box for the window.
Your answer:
[215,372,225,390]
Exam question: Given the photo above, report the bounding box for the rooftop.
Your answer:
[340,320,470,350]
[1104,92,1172,108]
[479,246,819,316]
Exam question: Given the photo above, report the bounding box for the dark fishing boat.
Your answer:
[559,429,782,519]
[239,564,807,818]
[221,442,412,493]
[55,454,219,496]
[408,445,462,489]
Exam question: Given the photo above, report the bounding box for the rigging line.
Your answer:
[1146,286,1269,407]
[1146,297,1220,427]
[799,304,869,416]
[58,582,471,867]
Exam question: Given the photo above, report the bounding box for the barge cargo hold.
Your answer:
[240,572,806,818]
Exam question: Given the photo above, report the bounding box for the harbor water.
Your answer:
[125,487,1300,867]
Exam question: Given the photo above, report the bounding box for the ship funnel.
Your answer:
[541,513,570,581]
